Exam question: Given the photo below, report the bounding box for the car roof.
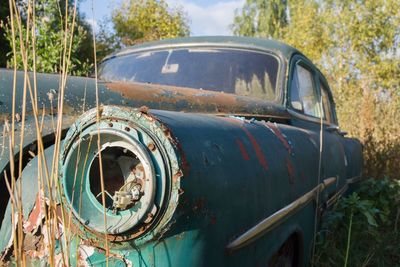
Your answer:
[102,36,303,62]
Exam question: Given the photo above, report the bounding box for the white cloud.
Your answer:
[166,0,245,36]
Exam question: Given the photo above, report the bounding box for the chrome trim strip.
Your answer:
[287,108,336,127]
[346,176,362,184]
[109,42,286,60]
[326,184,348,208]
[100,43,288,104]
[326,175,362,208]
[226,177,337,251]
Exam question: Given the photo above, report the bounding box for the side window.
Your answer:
[290,64,322,118]
[320,82,334,123]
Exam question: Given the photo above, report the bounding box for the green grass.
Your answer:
[313,178,400,267]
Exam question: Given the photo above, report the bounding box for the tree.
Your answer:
[232,0,288,39]
[94,18,122,62]
[4,0,94,76]
[232,0,400,178]
[0,0,11,67]
[111,0,190,46]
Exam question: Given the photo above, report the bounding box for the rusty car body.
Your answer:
[0,36,362,266]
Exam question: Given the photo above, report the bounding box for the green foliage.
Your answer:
[314,178,400,266]
[232,0,288,39]
[0,0,11,67]
[111,0,190,46]
[95,19,122,62]
[4,0,93,76]
[232,0,400,179]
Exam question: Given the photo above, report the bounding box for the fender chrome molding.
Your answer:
[226,177,337,251]
[326,175,362,208]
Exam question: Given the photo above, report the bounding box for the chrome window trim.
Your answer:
[100,43,287,105]
[287,108,339,128]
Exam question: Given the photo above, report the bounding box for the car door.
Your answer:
[287,55,347,198]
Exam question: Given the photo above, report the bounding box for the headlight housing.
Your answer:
[60,106,182,242]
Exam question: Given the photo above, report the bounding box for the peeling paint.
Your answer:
[23,194,45,234]
[241,126,269,171]
[235,138,250,161]
[264,122,293,154]
[78,245,95,267]
[286,158,295,185]
[105,82,290,117]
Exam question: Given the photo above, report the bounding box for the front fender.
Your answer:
[0,145,55,255]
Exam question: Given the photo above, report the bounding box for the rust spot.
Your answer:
[160,125,174,142]
[209,214,217,225]
[241,126,268,171]
[144,213,154,224]
[107,82,240,110]
[286,158,295,185]
[147,142,156,151]
[173,170,183,182]
[235,138,250,161]
[139,105,149,114]
[176,142,190,175]
[141,115,190,175]
[193,197,206,213]
[105,81,292,117]
[264,122,292,154]
[143,112,158,123]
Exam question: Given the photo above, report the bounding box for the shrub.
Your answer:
[314,178,400,267]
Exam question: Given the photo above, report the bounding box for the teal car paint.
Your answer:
[0,36,362,266]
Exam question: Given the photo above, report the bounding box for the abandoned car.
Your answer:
[0,36,362,266]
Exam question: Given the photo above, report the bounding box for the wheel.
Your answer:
[268,237,296,267]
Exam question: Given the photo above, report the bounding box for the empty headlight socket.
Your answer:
[60,106,182,243]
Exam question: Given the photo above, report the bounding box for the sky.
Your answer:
[79,0,245,36]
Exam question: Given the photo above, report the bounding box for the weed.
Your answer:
[314,177,400,267]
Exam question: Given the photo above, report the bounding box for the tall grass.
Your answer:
[3,0,108,265]
[2,1,399,266]
[336,89,400,181]
[313,178,400,267]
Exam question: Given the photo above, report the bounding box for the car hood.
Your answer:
[0,69,289,120]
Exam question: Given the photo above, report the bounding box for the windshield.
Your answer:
[99,47,281,102]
